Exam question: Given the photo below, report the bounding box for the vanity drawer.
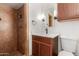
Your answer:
[32,35,54,44]
[32,35,41,41]
[39,37,54,44]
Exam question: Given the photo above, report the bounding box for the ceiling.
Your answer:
[0,3,24,9]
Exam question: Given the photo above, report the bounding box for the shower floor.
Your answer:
[11,50,23,56]
[0,51,23,56]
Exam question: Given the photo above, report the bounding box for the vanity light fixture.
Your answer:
[32,20,37,25]
[42,19,45,22]
[37,14,45,21]
[54,16,58,19]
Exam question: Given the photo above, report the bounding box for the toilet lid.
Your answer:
[58,51,74,56]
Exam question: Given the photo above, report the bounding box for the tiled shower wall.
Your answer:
[17,5,27,55]
[0,5,17,53]
[0,4,28,55]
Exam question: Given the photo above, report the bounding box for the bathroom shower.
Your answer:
[0,4,28,56]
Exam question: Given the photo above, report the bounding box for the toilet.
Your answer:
[58,50,74,56]
[58,36,78,56]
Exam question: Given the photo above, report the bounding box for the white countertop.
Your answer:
[32,33,59,38]
[32,33,79,40]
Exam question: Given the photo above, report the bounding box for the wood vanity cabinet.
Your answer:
[32,41,39,56]
[58,3,79,21]
[32,35,58,56]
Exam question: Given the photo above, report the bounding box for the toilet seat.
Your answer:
[58,51,74,56]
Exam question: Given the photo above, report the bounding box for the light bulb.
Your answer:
[37,14,45,20]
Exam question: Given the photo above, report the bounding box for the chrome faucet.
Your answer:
[45,28,48,34]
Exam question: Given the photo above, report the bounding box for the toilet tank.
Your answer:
[61,37,78,53]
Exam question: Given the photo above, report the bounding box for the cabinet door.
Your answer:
[58,3,79,20]
[32,41,39,56]
[39,44,52,56]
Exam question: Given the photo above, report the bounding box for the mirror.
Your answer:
[48,13,53,27]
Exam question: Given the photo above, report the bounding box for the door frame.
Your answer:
[24,3,29,56]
